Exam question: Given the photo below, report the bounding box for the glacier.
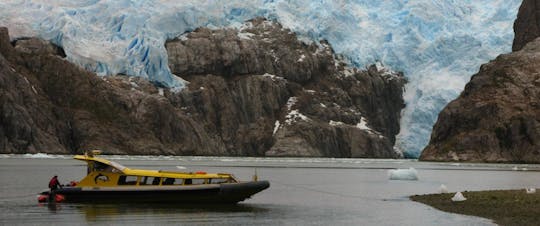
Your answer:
[0,0,521,157]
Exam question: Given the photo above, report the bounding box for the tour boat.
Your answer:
[38,150,269,204]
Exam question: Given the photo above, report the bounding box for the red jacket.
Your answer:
[49,177,60,189]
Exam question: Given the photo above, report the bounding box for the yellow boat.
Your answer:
[39,151,269,204]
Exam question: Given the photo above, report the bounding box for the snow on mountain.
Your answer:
[0,0,521,157]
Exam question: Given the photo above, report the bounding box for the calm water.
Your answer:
[1,155,540,226]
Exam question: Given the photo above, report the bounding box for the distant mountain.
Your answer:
[421,0,540,163]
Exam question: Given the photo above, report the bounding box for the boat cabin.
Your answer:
[73,151,238,187]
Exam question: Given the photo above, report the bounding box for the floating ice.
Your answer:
[0,0,521,156]
[23,153,57,159]
[438,184,449,193]
[451,192,467,202]
[388,167,418,180]
[526,188,536,194]
[0,154,13,159]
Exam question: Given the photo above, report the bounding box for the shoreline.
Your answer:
[411,189,540,226]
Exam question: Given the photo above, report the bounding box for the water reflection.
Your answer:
[38,202,62,213]
[53,203,269,221]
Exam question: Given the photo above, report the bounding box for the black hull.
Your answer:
[42,181,269,204]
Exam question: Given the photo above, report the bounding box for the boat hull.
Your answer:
[41,181,269,204]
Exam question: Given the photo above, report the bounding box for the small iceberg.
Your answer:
[388,168,418,180]
[526,188,536,194]
[451,192,467,202]
[23,153,56,159]
[438,184,448,193]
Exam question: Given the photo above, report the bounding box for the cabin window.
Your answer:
[161,178,184,185]
[173,179,184,185]
[152,177,161,185]
[162,178,175,185]
[87,161,122,174]
[140,176,160,185]
[94,162,113,172]
[190,178,206,185]
[209,178,229,184]
[94,162,107,170]
[118,175,138,185]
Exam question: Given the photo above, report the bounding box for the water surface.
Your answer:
[1,155,539,225]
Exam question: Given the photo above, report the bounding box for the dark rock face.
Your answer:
[0,18,406,157]
[513,0,540,51]
[421,39,540,162]
[0,27,223,155]
[167,18,405,158]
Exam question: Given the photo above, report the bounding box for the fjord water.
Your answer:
[1,156,540,225]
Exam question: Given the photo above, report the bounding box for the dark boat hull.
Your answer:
[41,181,269,204]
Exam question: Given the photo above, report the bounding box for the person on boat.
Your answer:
[48,175,62,191]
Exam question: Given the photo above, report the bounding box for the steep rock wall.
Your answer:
[421,39,540,162]
[167,19,405,157]
[1,18,406,157]
[422,0,540,163]
[513,0,540,51]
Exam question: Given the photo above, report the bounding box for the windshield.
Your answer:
[86,160,127,174]
[108,160,126,171]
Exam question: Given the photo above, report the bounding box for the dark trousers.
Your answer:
[48,189,57,202]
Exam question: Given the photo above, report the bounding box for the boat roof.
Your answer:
[73,154,128,172]
[73,151,231,178]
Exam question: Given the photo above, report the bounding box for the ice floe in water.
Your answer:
[23,153,60,159]
[438,184,449,193]
[388,167,418,180]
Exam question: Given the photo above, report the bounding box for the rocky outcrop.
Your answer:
[0,27,224,155]
[421,0,540,163]
[513,0,540,51]
[420,39,540,162]
[167,18,405,157]
[0,18,406,157]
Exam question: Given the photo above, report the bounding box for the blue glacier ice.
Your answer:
[0,0,521,157]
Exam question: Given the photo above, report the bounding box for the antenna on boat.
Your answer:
[252,168,258,182]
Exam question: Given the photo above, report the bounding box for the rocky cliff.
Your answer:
[0,18,406,157]
[420,39,540,162]
[513,0,540,51]
[0,27,224,155]
[421,0,540,162]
